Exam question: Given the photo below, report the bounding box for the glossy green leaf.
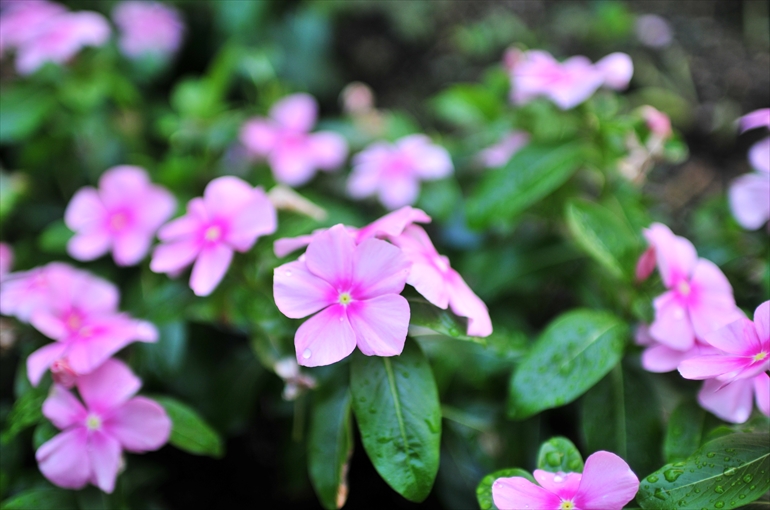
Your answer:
[508,309,627,419]
[0,487,77,510]
[565,199,639,279]
[308,373,353,510]
[431,84,501,127]
[476,468,535,510]
[664,400,706,463]
[467,143,585,229]
[153,396,223,458]
[536,436,584,473]
[0,88,54,143]
[1,387,46,444]
[407,297,484,343]
[38,219,73,254]
[350,339,441,502]
[637,432,770,510]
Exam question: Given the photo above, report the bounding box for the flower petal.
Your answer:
[105,397,171,452]
[77,358,141,412]
[348,295,409,357]
[379,174,420,210]
[533,470,582,499]
[112,229,152,266]
[754,301,769,344]
[98,166,150,206]
[239,118,278,156]
[150,239,201,274]
[273,234,315,258]
[641,344,692,373]
[268,145,318,186]
[754,373,770,417]
[308,131,348,170]
[447,270,493,337]
[273,260,336,319]
[595,52,633,90]
[728,172,770,230]
[351,238,410,299]
[36,428,91,490]
[65,187,106,231]
[650,291,694,350]
[88,431,122,493]
[42,384,87,429]
[574,451,640,510]
[294,304,357,367]
[27,343,68,387]
[157,198,206,241]
[749,137,770,174]
[270,93,317,132]
[355,206,432,243]
[698,378,754,424]
[643,223,697,287]
[203,176,257,218]
[305,224,354,288]
[491,476,561,510]
[66,318,149,376]
[189,244,233,297]
[702,317,758,355]
[68,231,112,261]
[225,187,277,252]
[678,355,751,380]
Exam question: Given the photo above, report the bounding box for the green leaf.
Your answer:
[637,432,770,510]
[536,436,584,473]
[664,400,706,463]
[0,171,28,223]
[476,468,535,510]
[32,422,58,450]
[350,339,441,502]
[467,143,585,229]
[565,199,639,279]
[0,487,77,510]
[1,387,46,444]
[431,84,501,127]
[308,372,353,510]
[153,397,223,458]
[38,219,74,254]
[0,88,54,143]
[407,297,484,343]
[507,309,627,419]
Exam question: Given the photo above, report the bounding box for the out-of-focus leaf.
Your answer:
[0,88,54,143]
[308,371,353,510]
[536,436,584,473]
[135,321,187,377]
[0,487,77,510]
[37,219,73,255]
[432,84,501,127]
[476,468,535,510]
[508,309,627,419]
[0,171,28,222]
[153,396,223,458]
[565,199,639,279]
[664,400,706,463]
[407,297,484,343]
[1,386,46,444]
[467,143,586,229]
[350,339,441,502]
[637,433,770,510]
[31,422,58,450]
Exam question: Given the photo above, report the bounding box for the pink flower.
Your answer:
[698,372,769,424]
[25,266,157,386]
[0,0,66,55]
[595,53,634,90]
[273,224,411,367]
[477,131,530,168]
[739,108,770,134]
[151,176,277,296]
[635,323,720,373]
[729,109,770,230]
[640,105,672,139]
[112,1,184,59]
[0,242,12,279]
[643,223,741,351]
[679,301,769,382]
[390,225,492,337]
[65,166,176,266]
[635,14,673,48]
[492,451,639,510]
[36,359,171,493]
[15,10,110,75]
[347,134,453,210]
[239,94,348,186]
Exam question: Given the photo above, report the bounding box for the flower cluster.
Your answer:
[729,108,770,231]
[273,206,492,367]
[636,223,769,423]
[506,48,633,110]
[112,1,184,60]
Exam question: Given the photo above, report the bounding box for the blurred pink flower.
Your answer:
[0,0,66,55]
[65,166,176,266]
[739,108,770,133]
[37,359,170,493]
[492,451,639,510]
[0,242,12,279]
[729,109,770,230]
[348,134,453,210]
[112,1,183,59]
[698,372,769,424]
[634,323,720,373]
[595,52,634,90]
[273,224,411,367]
[679,301,769,382]
[635,14,673,48]
[25,266,157,386]
[15,10,110,75]
[390,225,492,337]
[151,176,277,296]
[640,105,672,139]
[240,94,348,186]
[642,223,741,351]
[477,131,530,168]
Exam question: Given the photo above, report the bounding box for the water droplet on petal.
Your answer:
[285,270,292,276]
[553,475,564,483]
[302,349,312,359]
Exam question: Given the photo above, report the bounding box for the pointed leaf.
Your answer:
[153,396,223,458]
[407,297,484,343]
[664,400,706,463]
[1,487,77,510]
[536,436,584,473]
[476,468,535,510]
[1,386,46,444]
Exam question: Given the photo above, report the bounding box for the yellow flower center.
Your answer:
[86,414,102,431]
[204,225,222,242]
[338,292,352,306]
[560,500,575,510]
[66,313,82,331]
[677,280,691,296]
[753,351,768,363]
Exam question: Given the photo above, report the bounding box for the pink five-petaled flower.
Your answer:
[492,451,640,510]
[0,0,66,55]
[25,266,157,386]
[679,301,770,382]
[347,134,454,210]
[112,1,184,59]
[36,359,171,493]
[729,108,770,230]
[698,372,770,424]
[634,323,720,373]
[642,223,742,351]
[65,166,176,266]
[477,130,530,169]
[273,224,411,367]
[390,225,492,337]
[1,262,82,323]
[150,176,277,297]
[239,93,348,187]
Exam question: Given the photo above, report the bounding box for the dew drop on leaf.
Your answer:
[715,486,725,494]
[647,475,659,483]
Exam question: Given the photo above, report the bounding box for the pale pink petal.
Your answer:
[389,226,451,308]
[350,238,410,299]
[596,52,633,90]
[447,271,493,337]
[754,373,770,417]
[634,323,654,347]
[405,260,449,309]
[65,188,106,231]
[308,131,348,170]
[347,163,382,199]
[66,318,150,376]
[98,166,150,206]
[27,343,68,387]
[70,271,120,314]
[678,355,751,380]
[729,172,770,230]
[189,244,233,296]
[702,317,759,355]
[224,187,277,251]
[268,146,318,187]
[347,295,409,357]
[42,384,87,429]
[274,234,315,258]
[635,246,656,282]
[398,135,454,179]
[643,223,697,286]
[739,109,770,133]
[491,476,561,510]
[67,231,112,261]
[88,431,121,493]
[549,57,604,109]
[379,174,420,210]
[478,131,530,168]
[105,396,171,452]
[533,470,582,499]
[574,451,640,510]
[112,229,152,266]
[748,138,770,174]
[270,93,318,133]
[691,259,734,296]
[641,344,693,373]
[76,358,141,412]
[650,291,695,350]
[355,206,432,243]
[113,1,183,58]
[273,260,336,319]
[30,311,68,340]
[239,119,278,156]
[294,304,357,367]
[305,225,354,287]
[157,198,207,241]
[689,294,742,342]
[698,377,754,423]
[203,176,256,218]
[150,239,201,274]
[754,302,770,343]
[134,186,177,232]
[36,428,91,490]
